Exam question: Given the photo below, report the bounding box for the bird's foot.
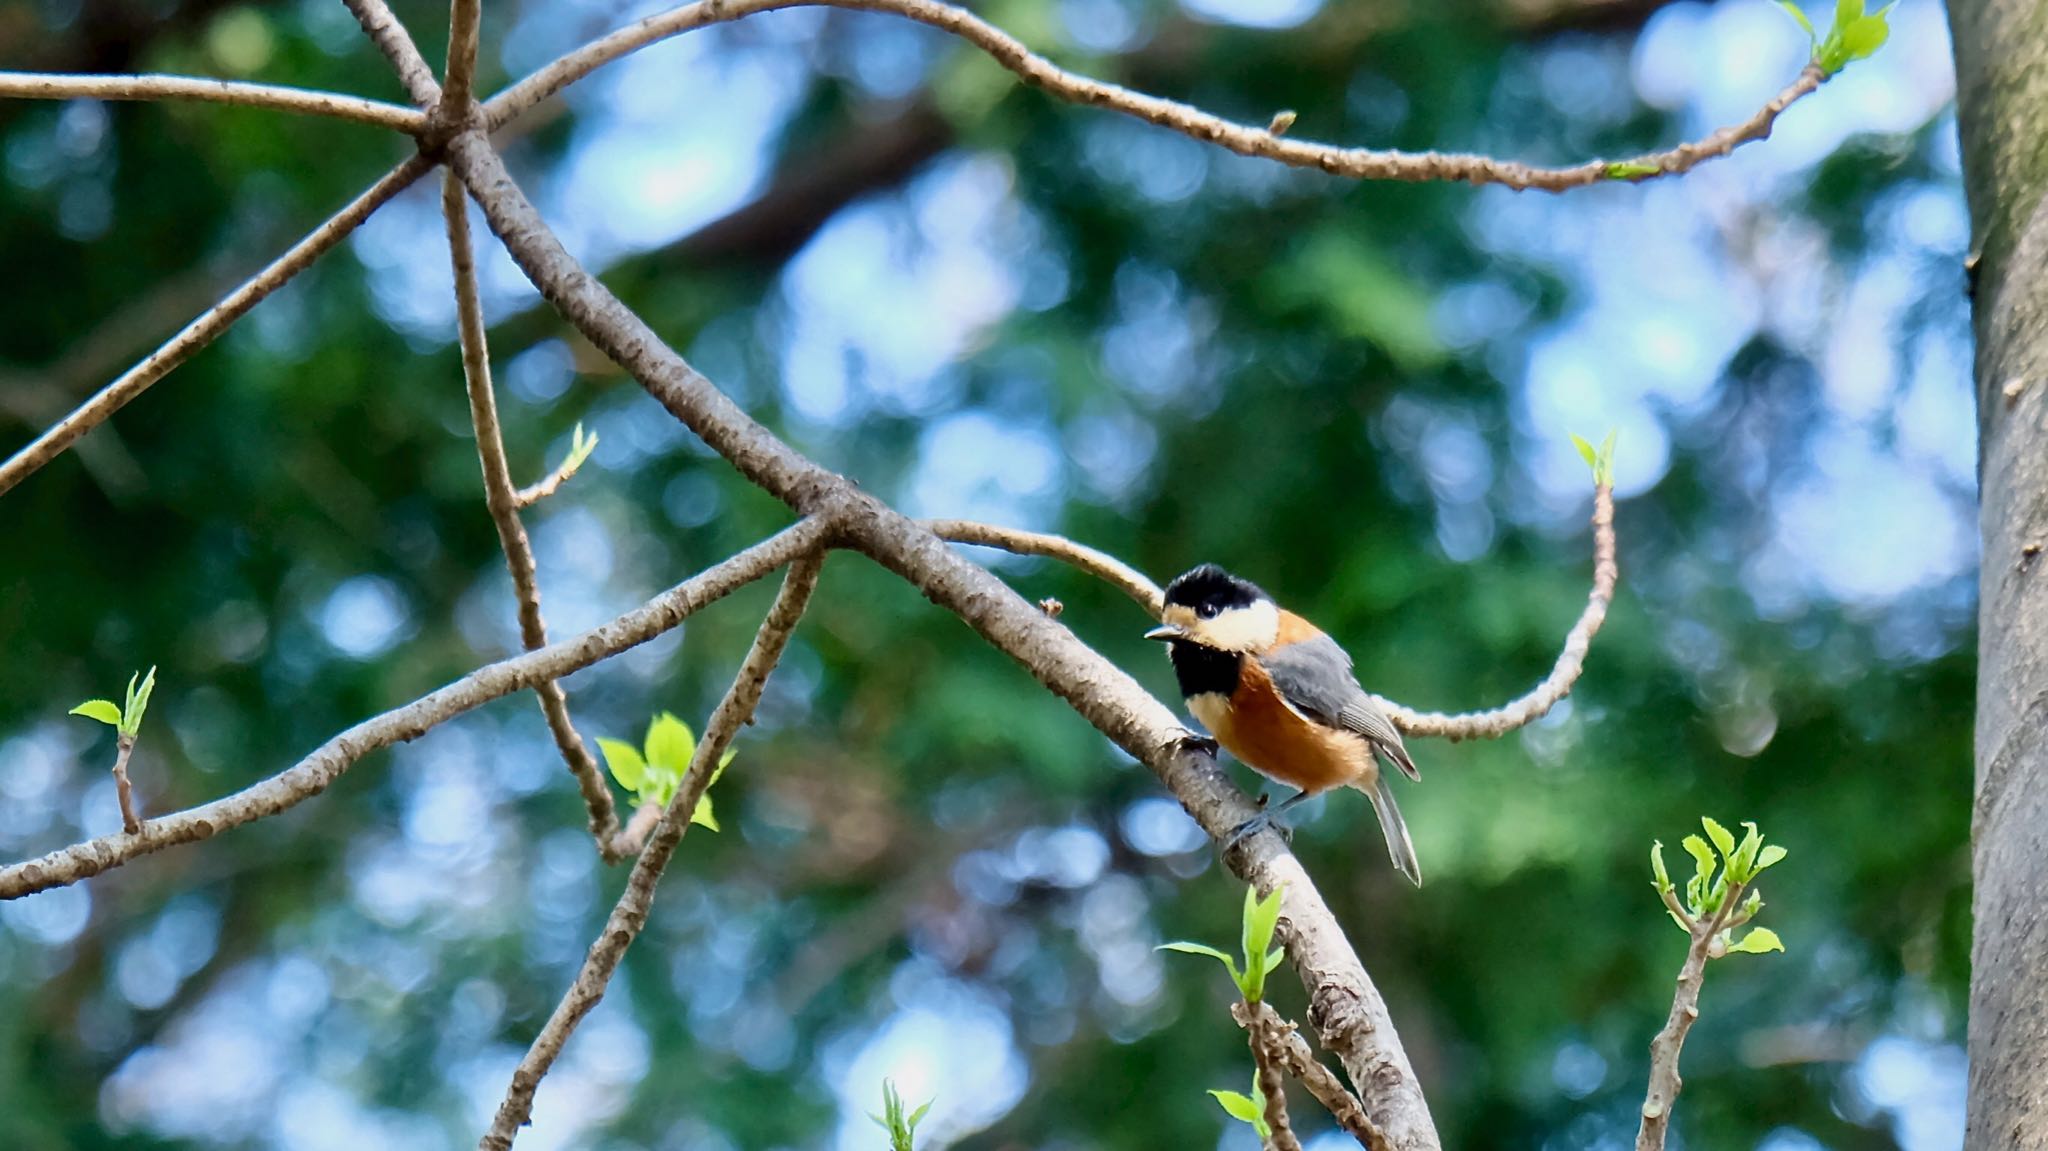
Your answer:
[1223,808,1292,853]
[1175,729,1220,757]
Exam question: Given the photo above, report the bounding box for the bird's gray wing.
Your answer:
[1262,634,1420,781]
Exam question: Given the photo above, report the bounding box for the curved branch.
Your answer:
[0,72,427,132]
[443,170,623,855]
[925,518,1164,616]
[1373,481,1617,740]
[925,483,1616,744]
[0,153,435,499]
[0,520,829,901]
[478,553,824,1151]
[483,0,1824,191]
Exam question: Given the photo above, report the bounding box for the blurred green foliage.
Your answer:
[0,1,1969,1149]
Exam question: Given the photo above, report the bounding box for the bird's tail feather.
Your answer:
[1364,773,1422,887]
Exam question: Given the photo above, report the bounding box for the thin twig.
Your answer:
[0,520,829,900]
[477,553,824,1151]
[342,0,442,107]
[443,169,623,855]
[1236,1002,1391,1151]
[111,735,142,835]
[1246,1004,1305,1151]
[482,0,1824,191]
[1375,481,1617,740]
[0,72,426,132]
[926,518,1164,616]
[513,449,587,508]
[444,0,483,112]
[607,802,664,857]
[1637,881,1745,1151]
[0,153,434,498]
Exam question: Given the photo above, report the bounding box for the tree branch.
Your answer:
[477,553,824,1151]
[1374,480,1618,740]
[444,0,483,112]
[446,129,1442,1149]
[110,734,142,835]
[0,519,829,901]
[482,0,1824,191]
[0,152,435,498]
[1248,1004,1306,1151]
[0,71,426,132]
[1236,1001,1392,1151]
[1636,881,1745,1151]
[443,170,624,855]
[925,518,1165,616]
[342,0,443,108]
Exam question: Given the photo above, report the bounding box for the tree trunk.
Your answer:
[1948,3,2048,1147]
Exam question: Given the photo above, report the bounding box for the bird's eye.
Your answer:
[1198,602,1220,619]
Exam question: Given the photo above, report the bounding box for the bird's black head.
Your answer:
[1161,564,1267,622]
[1147,564,1279,655]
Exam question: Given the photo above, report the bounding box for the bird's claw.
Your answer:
[1176,729,1220,757]
[1223,809,1292,853]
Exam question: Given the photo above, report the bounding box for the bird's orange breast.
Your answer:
[1190,654,1374,795]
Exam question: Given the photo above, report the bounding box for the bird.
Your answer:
[1144,563,1422,885]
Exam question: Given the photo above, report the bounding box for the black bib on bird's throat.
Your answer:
[1167,640,1242,699]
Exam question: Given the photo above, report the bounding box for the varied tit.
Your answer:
[1145,564,1422,886]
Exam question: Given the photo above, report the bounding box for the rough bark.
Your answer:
[1948,3,2048,1147]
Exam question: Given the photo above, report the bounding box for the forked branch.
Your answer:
[478,552,824,1151]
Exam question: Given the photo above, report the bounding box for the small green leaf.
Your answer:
[1597,430,1618,483]
[1682,835,1716,884]
[644,712,696,775]
[1571,433,1598,469]
[1208,1089,1267,1135]
[1839,13,1888,61]
[565,422,598,470]
[1776,0,1817,42]
[70,699,123,727]
[1834,0,1863,28]
[1262,946,1286,978]
[1728,927,1785,955]
[1604,160,1661,180]
[907,1100,932,1132]
[643,768,681,809]
[1159,940,1242,985]
[597,738,647,791]
[1756,844,1788,871]
[123,670,140,717]
[1702,817,1737,861]
[1650,840,1672,894]
[125,665,157,737]
[1731,821,1764,881]
[690,794,720,832]
[1244,883,1284,965]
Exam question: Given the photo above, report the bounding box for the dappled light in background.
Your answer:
[0,0,1975,1148]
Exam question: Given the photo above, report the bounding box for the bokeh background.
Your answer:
[0,0,1973,1148]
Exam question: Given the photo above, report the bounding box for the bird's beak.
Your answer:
[1143,623,1182,642]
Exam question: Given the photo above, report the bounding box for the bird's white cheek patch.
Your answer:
[1187,693,1231,733]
